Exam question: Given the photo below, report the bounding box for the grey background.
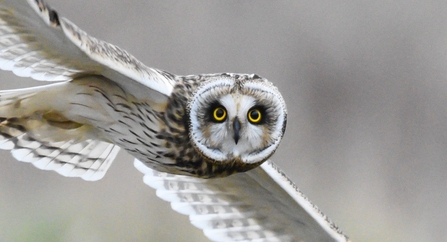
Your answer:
[0,0,446,241]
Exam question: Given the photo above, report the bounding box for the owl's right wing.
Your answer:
[0,0,176,97]
[135,159,349,242]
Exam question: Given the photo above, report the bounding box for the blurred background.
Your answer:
[0,0,447,241]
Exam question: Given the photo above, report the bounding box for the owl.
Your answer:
[0,0,349,241]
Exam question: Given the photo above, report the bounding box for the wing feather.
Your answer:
[0,119,121,181]
[60,18,176,96]
[0,0,101,81]
[135,159,350,242]
[0,0,175,96]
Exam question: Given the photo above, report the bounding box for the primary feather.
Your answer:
[135,159,349,241]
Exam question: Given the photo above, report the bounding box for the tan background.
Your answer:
[1,0,447,241]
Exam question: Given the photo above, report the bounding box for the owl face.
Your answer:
[188,74,287,166]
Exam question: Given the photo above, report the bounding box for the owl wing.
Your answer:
[135,159,349,242]
[0,112,121,181]
[0,0,175,96]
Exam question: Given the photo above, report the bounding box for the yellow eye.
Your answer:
[213,106,227,122]
[248,108,262,123]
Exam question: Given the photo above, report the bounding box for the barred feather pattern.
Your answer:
[135,159,349,242]
[0,116,120,181]
[0,1,103,81]
[0,0,176,100]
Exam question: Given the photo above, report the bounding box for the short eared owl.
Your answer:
[0,0,349,241]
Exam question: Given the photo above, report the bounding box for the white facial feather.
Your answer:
[188,76,287,165]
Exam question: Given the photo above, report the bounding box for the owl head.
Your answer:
[188,73,287,169]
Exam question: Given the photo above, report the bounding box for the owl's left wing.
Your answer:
[0,0,175,97]
[134,159,349,242]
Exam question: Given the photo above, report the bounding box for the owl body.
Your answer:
[90,72,286,178]
[78,73,259,178]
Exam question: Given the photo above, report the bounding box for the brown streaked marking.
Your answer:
[43,111,83,129]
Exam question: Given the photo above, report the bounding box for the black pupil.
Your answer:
[216,108,224,117]
[251,110,260,120]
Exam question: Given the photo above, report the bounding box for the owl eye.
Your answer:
[212,106,227,122]
[248,108,262,124]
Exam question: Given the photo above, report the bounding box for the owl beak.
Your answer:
[233,119,241,144]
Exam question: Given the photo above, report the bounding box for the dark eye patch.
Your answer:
[248,105,267,124]
[207,102,227,123]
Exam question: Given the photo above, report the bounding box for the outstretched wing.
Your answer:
[135,159,349,242]
[0,0,175,96]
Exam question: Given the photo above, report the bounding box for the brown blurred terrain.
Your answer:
[1,1,447,241]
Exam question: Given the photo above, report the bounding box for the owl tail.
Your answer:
[0,83,120,181]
